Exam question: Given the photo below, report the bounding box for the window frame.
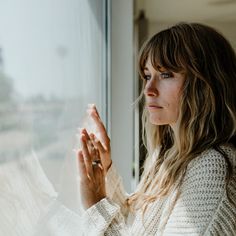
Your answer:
[108,0,134,192]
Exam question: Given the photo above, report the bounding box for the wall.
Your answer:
[110,0,134,192]
[149,20,236,49]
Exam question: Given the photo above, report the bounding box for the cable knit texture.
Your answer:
[82,146,236,235]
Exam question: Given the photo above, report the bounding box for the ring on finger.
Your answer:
[92,159,101,166]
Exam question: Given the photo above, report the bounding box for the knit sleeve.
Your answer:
[105,164,130,216]
[81,164,131,235]
[162,149,228,235]
[81,197,130,235]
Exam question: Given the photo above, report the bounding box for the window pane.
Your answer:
[0,0,107,233]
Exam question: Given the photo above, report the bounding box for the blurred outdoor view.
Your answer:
[0,1,106,232]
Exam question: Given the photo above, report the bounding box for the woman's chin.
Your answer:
[149,117,166,126]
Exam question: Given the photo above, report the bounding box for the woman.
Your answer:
[77,23,236,235]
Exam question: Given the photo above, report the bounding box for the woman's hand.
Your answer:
[77,128,106,209]
[86,104,112,174]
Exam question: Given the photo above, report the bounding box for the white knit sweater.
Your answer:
[82,146,236,235]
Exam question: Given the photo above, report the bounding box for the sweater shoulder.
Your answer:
[187,147,232,175]
[182,147,232,189]
[164,147,236,235]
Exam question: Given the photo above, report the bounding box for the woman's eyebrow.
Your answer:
[157,66,166,72]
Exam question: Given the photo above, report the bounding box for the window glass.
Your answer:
[0,0,107,233]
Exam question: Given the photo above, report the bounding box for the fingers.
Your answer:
[80,133,94,179]
[80,127,90,140]
[88,104,100,118]
[77,147,102,177]
[78,128,102,177]
[87,105,110,150]
[80,128,96,155]
[76,104,111,178]
[91,114,109,145]
[77,150,88,181]
[90,133,105,154]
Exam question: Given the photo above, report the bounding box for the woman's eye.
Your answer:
[143,75,151,81]
[160,72,173,79]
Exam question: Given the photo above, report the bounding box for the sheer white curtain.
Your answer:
[0,0,106,235]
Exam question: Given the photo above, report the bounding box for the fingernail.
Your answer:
[77,128,86,136]
[80,128,86,134]
[84,129,89,136]
[88,103,95,108]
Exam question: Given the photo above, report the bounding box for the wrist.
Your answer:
[84,196,106,210]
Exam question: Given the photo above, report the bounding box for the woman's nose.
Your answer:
[144,78,159,97]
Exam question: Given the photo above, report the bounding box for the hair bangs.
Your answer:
[139,30,185,79]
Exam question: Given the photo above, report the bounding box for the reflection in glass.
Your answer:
[0,0,106,234]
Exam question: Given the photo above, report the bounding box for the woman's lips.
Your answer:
[147,104,163,109]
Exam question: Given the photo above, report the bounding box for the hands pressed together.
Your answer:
[77,105,112,209]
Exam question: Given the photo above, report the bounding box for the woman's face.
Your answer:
[144,57,185,126]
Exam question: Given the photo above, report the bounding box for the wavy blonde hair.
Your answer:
[128,23,236,212]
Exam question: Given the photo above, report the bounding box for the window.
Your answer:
[0,0,135,233]
[0,0,110,233]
